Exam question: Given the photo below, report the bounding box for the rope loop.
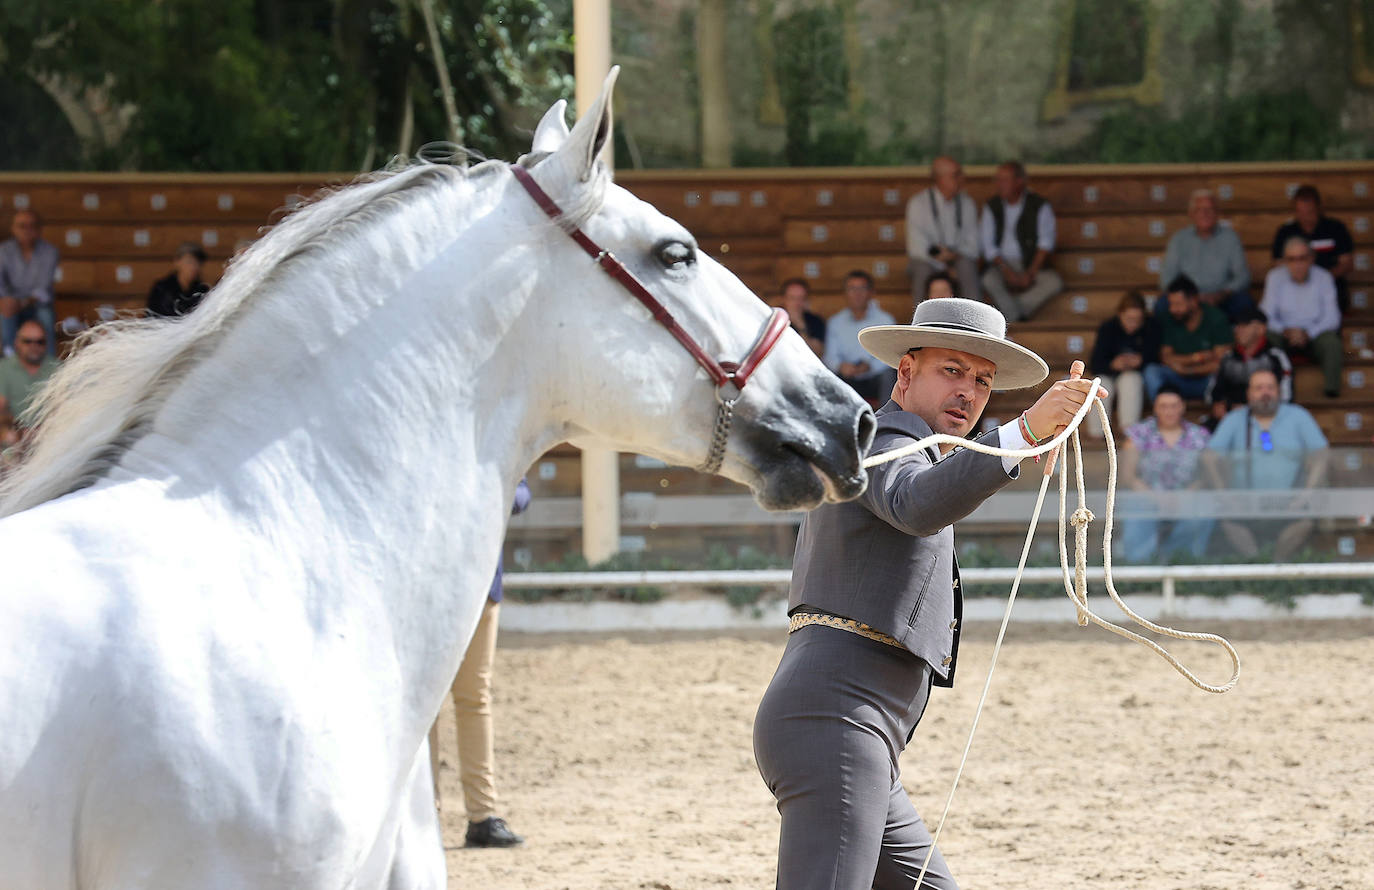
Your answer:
[862,384,1240,890]
[867,384,1241,890]
[860,382,1240,693]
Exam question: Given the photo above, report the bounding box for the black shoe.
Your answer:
[465,816,524,848]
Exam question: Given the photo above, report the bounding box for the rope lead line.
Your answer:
[858,379,1241,694]
[860,381,1241,890]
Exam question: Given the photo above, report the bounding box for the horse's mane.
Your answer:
[0,154,607,517]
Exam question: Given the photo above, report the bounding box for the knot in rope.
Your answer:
[1069,506,1094,528]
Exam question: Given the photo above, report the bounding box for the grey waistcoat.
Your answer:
[789,401,1019,687]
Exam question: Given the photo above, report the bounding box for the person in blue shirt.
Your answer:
[1203,369,1328,561]
[429,477,531,848]
[823,270,895,404]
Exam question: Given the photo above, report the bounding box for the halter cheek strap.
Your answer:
[509,163,790,473]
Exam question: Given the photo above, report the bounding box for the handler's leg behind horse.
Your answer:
[452,599,501,821]
[753,626,958,890]
[428,598,501,820]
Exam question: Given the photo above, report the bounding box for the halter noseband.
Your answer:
[509,163,789,474]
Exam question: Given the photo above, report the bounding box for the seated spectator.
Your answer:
[1271,184,1353,315]
[921,272,956,301]
[1087,290,1158,438]
[1204,368,1329,561]
[1158,190,1252,320]
[0,318,60,426]
[1144,275,1233,401]
[823,270,895,404]
[778,277,825,358]
[0,209,59,356]
[979,161,1063,321]
[1205,306,1292,429]
[906,156,981,304]
[147,242,210,318]
[1118,385,1214,563]
[1262,237,1343,398]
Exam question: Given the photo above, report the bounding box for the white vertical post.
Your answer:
[1161,574,1176,617]
[573,0,620,564]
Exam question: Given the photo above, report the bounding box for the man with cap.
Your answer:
[753,297,1102,890]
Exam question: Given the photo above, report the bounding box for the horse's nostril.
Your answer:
[855,408,876,453]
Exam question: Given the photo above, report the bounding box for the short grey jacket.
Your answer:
[789,401,1019,686]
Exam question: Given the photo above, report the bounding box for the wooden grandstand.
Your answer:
[4,162,1372,563]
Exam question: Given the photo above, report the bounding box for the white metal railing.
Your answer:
[504,562,1374,614]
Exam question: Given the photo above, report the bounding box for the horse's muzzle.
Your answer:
[742,373,875,512]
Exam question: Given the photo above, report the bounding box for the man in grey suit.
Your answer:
[754,298,1102,890]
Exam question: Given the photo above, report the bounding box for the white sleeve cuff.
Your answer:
[997,418,1035,475]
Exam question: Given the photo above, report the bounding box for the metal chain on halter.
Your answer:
[701,383,740,475]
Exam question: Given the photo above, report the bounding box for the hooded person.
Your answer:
[753,297,1104,890]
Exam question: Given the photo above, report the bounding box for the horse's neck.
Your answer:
[117,186,562,741]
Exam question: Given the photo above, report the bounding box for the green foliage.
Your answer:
[508,537,1368,614]
[507,549,672,604]
[701,544,791,610]
[508,543,789,608]
[0,76,81,170]
[0,0,573,171]
[957,542,1374,609]
[771,5,852,167]
[1067,0,1147,91]
[1054,90,1343,165]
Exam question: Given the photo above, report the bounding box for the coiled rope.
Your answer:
[858,375,1240,889]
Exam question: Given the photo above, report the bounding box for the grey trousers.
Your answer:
[909,256,981,305]
[754,625,957,890]
[981,260,1063,322]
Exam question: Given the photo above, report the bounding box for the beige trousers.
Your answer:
[1085,370,1145,437]
[429,598,501,821]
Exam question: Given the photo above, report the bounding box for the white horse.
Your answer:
[0,70,872,889]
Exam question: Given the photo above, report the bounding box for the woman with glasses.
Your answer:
[1118,384,1214,563]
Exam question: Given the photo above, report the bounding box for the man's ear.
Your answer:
[896,352,915,389]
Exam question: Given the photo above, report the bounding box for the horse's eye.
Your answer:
[656,240,696,270]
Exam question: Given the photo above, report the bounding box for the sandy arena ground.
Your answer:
[430,617,1374,889]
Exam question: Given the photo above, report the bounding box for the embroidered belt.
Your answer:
[788,612,904,649]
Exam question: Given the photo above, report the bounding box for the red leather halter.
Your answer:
[509,163,790,473]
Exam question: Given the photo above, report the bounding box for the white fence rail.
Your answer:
[505,562,1374,615]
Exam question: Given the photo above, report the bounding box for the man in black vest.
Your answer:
[979,161,1063,322]
[753,297,1103,890]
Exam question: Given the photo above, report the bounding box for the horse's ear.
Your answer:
[530,99,570,154]
[557,65,618,182]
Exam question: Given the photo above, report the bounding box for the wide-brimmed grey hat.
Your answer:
[858,298,1049,390]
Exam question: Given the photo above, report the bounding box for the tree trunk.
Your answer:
[29,71,135,168]
[417,0,464,148]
